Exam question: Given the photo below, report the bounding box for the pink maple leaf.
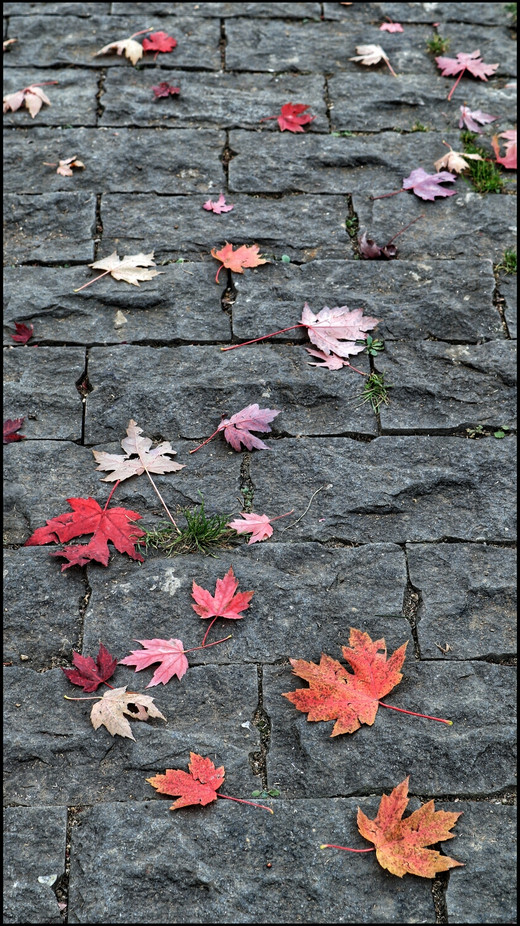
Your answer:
[301,304,379,358]
[492,130,517,169]
[228,512,274,544]
[402,168,457,200]
[192,566,254,645]
[203,194,234,214]
[190,403,280,453]
[435,49,498,100]
[458,105,497,133]
[305,348,351,370]
[119,638,189,687]
[380,22,403,33]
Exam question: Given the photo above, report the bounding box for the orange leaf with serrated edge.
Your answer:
[211,242,268,282]
[147,752,225,809]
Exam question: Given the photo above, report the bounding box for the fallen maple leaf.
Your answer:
[3,82,57,118]
[152,81,180,98]
[62,643,118,692]
[435,49,498,100]
[358,215,424,260]
[434,146,483,173]
[305,347,350,370]
[380,21,403,33]
[402,167,457,200]
[262,102,316,133]
[321,777,463,878]
[93,419,184,482]
[350,44,396,77]
[190,403,281,453]
[74,251,163,292]
[203,194,234,214]
[147,752,273,813]
[119,638,188,687]
[211,242,267,283]
[89,686,166,740]
[24,489,146,570]
[192,566,254,645]
[94,30,150,66]
[10,322,34,344]
[458,105,497,133]
[56,156,85,176]
[3,417,25,444]
[492,129,517,169]
[227,509,293,544]
[142,31,177,60]
[283,628,451,736]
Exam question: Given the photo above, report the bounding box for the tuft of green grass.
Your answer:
[140,494,236,557]
[331,130,354,137]
[505,2,517,25]
[460,131,504,193]
[411,121,429,132]
[359,372,391,413]
[496,249,517,274]
[426,34,450,55]
[345,215,359,239]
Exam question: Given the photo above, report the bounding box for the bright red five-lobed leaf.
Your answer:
[10,322,34,344]
[142,31,177,59]
[62,643,118,692]
[147,752,225,809]
[3,417,25,443]
[119,638,189,687]
[276,102,316,133]
[192,566,254,621]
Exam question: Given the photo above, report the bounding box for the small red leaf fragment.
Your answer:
[276,102,316,133]
[62,643,118,692]
[147,752,225,810]
[152,81,180,98]
[10,322,34,344]
[380,22,403,33]
[192,566,254,621]
[3,417,25,443]
[203,194,234,213]
[119,638,189,687]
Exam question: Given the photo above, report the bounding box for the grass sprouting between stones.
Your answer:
[460,131,504,194]
[496,249,517,274]
[359,372,392,413]
[426,34,450,55]
[140,494,237,557]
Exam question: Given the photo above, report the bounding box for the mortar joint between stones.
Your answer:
[249,666,271,788]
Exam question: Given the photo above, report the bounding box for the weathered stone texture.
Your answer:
[3,346,85,440]
[4,2,110,13]
[3,193,96,264]
[3,806,66,925]
[377,340,517,432]
[265,660,517,796]
[500,271,517,339]
[66,799,434,924]
[110,3,322,16]
[322,2,513,25]
[406,543,517,660]
[85,344,376,442]
[3,69,98,125]
[250,436,517,543]
[4,665,261,806]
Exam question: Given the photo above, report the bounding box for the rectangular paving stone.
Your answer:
[100,192,350,261]
[228,129,461,193]
[3,69,98,126]
[229,258,502,343]
[3,346,86,440]
[377,340,517,432]
[249,436,517,543]
[3,806,67,925]
[111,3,322,16]
[3,548,86,670]
[85,344,377,442]
[329,73,517,132]
[4,128,225,194]
[3,264,231,346]
[264,660,516,796]
[3,438,241,544]
[5,15,221,69]
[4,193,96,264]
[4,2,110,13]
[353,190,517,261]
[407,543,517,660]
[66,799,434,924]
[322,2,511,24]
[443,802,517,924]
[82,543,408,665]
[225,19,433,74]
[4,665,261,805]
[100,69,328,130]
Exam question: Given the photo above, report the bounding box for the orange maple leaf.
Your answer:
[211,242,268,282]
[147,752,273,814]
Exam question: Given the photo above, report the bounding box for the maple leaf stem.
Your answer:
[217,793,274,814]
[64,694,101,701]
[345,360,367,376]
[320,844,375,852]
[220,325,305,351]
[447,68,466,102]
[200,617,219,648]
[369,189,405,200]
[130,28,153,39]
[269,509,295,522]
[183,634,233,654]
[143,469,180,532]
[188,427,222,454]
[378,701,453,725]
[73,269,112,293]
[103,480,121,511]
[384,58,398,77]
[25,81,59,89]
[384,214,425,246]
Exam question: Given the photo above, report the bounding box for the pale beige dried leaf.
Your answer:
[3,38,17,51]
[93,418,185,482]
[3,89,25,113]
[89,250,164,286]
[434,149,483,173]
[24,86,51,118]
[350,44,390,67]
[56,156,85,177]
[90,686,167,740]
[94,37,144,66]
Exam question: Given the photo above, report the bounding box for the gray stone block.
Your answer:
[3,549,86,669]
[377,340,517,432]
[265,660,517,796]
[406,543,517,660]
[100,192,350,261]
[5,15,221,69]
[111,2,322,16]
[353,191,517,261]
[4,2,110,13]
[329,73,517,132]
[2,69,98,126]
[4,665,261,805]
[229,258,501,343]
[3,193,96,264]
[228,129,461,193]
[444,802,517,924]
[3,127,225,194]
[322,2,512,25]
[85,344,377,442]
[249,436,517,543]
[500,271,517,339]
[3,346,86,440]
[3,264,231,346]
[100,70,328,130]
[3,438,241,544]
[82,543,408,665]
[3,806,66,925]
[66,799,434,924]
[440,22,516,77]
[225,19,433,74]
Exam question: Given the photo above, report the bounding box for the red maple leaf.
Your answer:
[192,566,254,645]
[492,130,517,169]
[190,403,281,453]
[10,322,34,344]
[211,242,268,282]
[147,752,224,809]
[435,49,498,100]
[119,638,189,687]
[276,102,315,132]
[142,31,177,60]
[3,417,25,444]
[24,492,146,570]
[151,81,180,98]
[62,643,118,692]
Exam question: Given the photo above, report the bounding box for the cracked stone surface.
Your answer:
[3,806,67,925]
[3,346,86,440]
[3,192,96,263]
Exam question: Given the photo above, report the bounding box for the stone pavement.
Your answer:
[3,3,517,923]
